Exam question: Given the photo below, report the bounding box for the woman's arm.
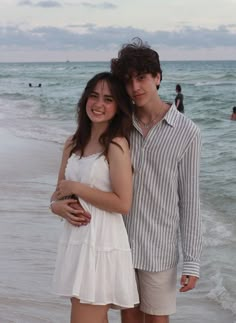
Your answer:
[50,136,73,204]
[50,137,91,225]
[51,136,73,198]
[57,137,133,214]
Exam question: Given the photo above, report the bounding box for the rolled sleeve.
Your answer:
[183,261,200,278]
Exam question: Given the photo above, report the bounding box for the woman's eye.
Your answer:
[105,97,113,103]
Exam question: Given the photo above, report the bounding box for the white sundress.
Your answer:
[53,153,139,308]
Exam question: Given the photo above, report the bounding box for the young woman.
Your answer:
[50,72,139,323]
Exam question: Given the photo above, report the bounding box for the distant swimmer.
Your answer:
[230,106,236,121]
[29,83,42,88]
[175,84,184,113]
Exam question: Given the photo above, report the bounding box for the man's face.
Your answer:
[124,72,160,108]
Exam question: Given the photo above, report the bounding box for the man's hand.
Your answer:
[57,180,75,199]
[179,275,198,292]
[69,200,91,225]
[51,199,91,226]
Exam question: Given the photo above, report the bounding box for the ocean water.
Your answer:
[0,61,236,322]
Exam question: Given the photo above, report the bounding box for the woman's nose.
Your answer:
[95,96,104,107]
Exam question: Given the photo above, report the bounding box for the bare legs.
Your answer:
[121,308,169,323]
[103,316,109,323]
[70,298,169,323]
[70,297,109,323]
[121,307,144,323]
[145,314,169,323]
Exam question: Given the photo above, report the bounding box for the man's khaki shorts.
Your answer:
[135,266,177,316]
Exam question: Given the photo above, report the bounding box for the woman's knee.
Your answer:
[70,299,109,323]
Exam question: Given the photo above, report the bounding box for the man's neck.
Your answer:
[134,100,171,138]
[135,99,171,124]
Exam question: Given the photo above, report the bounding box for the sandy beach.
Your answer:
[0,127,235,323]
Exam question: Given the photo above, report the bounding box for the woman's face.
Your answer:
[86,80,118,125]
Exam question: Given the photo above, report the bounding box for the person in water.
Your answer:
[175,84,184,113]
[29,83,42,87]
[230,106,236,120]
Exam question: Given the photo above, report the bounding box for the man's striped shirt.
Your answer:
[124,104,202,277]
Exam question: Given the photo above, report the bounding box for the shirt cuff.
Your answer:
[182,261,200,278]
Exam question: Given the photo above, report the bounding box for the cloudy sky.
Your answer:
[1,0,236,62]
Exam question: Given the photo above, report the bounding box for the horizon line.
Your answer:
[1,59,236,64]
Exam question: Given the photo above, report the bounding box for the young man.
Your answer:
[110,38,202,323]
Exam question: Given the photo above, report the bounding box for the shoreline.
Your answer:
[0,127,61,181]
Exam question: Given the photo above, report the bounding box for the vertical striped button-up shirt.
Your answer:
[124,104,202,277]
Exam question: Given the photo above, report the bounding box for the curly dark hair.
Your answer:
[111,38,162,89]
[70,72,133,157]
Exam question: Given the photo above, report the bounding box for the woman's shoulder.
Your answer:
[111,136,129,149]
[107,137,130,159]
[63,135,74,151]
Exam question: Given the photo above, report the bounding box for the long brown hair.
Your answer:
[70,72,133,157]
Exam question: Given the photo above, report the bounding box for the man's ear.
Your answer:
[155,73,161,86]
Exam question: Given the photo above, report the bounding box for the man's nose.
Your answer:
[131,79,140,92]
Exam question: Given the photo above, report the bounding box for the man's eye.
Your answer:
[137,74,145,80]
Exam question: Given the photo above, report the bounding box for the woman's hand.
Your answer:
[50,199,91,226]
[57,180,76,199]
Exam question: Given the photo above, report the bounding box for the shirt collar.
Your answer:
[132,103,178,130]
[162,103,179,127]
